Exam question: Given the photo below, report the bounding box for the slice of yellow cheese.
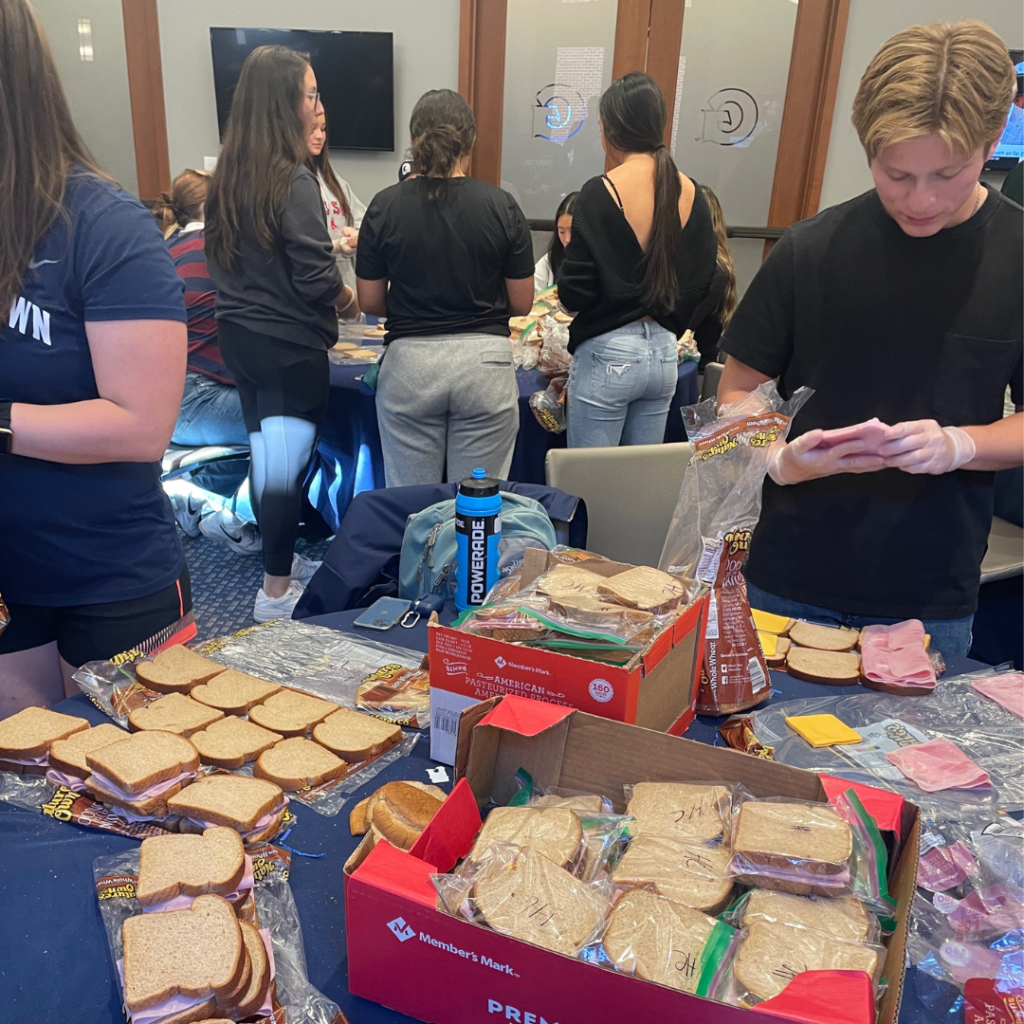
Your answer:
[785,714,862,747]
[758,632,778,658]
[751,609,793,635]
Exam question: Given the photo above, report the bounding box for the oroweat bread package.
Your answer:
[659,381,812,716]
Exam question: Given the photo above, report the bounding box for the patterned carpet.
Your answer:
[181,531,330,641]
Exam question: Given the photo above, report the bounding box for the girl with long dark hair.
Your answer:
[0,0,192,712]
[559,72,718,447]
[206,45,358,621]
[534,191,578,293]
[356,89,534,486]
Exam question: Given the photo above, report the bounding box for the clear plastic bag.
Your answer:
[720,888,882,945]
[93,844,341,1024]
[832,788,898,926]
[529,374,567,434]
[659,381,812,716]
[744,667,1024,811]
[622,780,743,845]
[537,316,571,377]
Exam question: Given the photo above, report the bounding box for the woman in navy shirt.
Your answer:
[0,0,191,713]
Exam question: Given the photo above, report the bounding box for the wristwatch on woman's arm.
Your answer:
[0,402,13,454]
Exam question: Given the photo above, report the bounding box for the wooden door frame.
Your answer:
[122,0,170,200]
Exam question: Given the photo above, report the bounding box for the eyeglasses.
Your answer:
[305,90,321,109]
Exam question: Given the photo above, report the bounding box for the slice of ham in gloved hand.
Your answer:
[971,673,1024,719]
[811,418,889,454]
[860,620,936,690]
[885,738,991,793]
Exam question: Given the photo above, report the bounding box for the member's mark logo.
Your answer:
[387,916,416,942]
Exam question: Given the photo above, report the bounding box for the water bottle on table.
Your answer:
[455,469,502,611]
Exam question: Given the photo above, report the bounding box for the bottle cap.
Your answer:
[459,468,499,498]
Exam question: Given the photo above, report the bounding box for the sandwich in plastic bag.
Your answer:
[721,888,881,945]
[659,380,812,715]
[623,780,739,844]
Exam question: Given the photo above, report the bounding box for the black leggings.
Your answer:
[217,321,330,576]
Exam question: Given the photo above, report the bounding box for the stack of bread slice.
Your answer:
[0,706,90,775]
[778,621,863,685]
[349,780,447,851]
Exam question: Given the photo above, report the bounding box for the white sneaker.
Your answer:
[199,508,263,555]
[291,553,323,586]
[169,492,205,538]
[253,580,305,623]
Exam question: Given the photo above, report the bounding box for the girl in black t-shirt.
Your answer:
[356,90,535,486]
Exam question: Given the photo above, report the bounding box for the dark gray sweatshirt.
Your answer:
[209,165,344,350]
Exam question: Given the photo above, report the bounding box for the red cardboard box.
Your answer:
[346,695,920,1024]
[428,548,709,762]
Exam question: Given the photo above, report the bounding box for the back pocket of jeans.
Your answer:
[591,351,641,390]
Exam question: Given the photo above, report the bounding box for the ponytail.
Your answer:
[409,89,476,198]
[154,167,211,238]
[599,72,683,317]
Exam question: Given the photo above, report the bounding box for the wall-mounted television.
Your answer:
[985,49,1023,171]
[210,27,394,152]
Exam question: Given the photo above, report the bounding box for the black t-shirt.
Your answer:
[356,176,533,343]
[718,186,1023,619]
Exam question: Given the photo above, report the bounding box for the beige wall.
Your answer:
[819,0,1022,210]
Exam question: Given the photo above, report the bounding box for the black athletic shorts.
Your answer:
[0,568,195,668]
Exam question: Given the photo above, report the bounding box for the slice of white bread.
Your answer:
[732,801,852,875]
[473,847,607,956]
[247,690,339,737]
[364,781,445,850]
[596,566,685,611]
[137,827,246,907]
[788,622,860,652]
[87,730,199,795]
[626,782,731,842]
[741,889,872,943]
[121,894,244,1012]
[253,736,346,791]
[312,708,402,761]
[733,920,880,1002]
[128,693,225,737]
[612,833,733,914]
[167,775,284,832]
[533,793,605,815]
[48,723,128,776]
[470,806,583,869]
[533,566,604,601]
[190,716,282,770]
[785,647,861,685]
[189,670,281,715]
[603,888,717,993]
[135,646,226,694]
[232,919,271,1017]
[0,706,90,766]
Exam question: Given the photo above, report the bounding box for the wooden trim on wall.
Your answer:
[458,0,507,186]
[611,0,651,82]
[646,0,686,147]
[766,0,851,234]
[121,0,170,200]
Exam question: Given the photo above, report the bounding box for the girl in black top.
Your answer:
[206,46,358,622]
[559,72,718,447]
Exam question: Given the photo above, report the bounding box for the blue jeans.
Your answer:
[745,580,975,658]
[172,371,249,447]
[567,321,678,447]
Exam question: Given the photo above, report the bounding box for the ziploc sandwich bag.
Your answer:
[659,381,812,716]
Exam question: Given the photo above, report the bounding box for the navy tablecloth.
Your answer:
[311,358,698,530]
[0,608,976,1023]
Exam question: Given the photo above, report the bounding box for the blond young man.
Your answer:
[717,20,1023,656]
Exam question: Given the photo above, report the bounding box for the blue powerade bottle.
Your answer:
[454,469,502,611]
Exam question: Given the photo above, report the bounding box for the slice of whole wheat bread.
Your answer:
[121,894,244,1012]
[0,706,90,761]
[785,647,861,685]
[470,806,583,869]
[788,622,860,652]
[596,566,685,611]
[312,708,402,761]
[137,827,246,907]
[473,847,607,956]
[253,736,346,791]
[626,782,731,842]
[603,888,716,993]
[166,774,284,831]
[232,919,271,1017]
[128,693,225,737]
[190,716,282,770]
[86,730,199,795]
[48,723,129,776]
[247,690,339,737]
[189,670,281,715]
[732,801,852,876]
[135,646,227,694]
[741,889,872,942]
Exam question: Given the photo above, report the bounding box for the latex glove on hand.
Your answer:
[879,420,976,475]
[767,430,887,486]
[338,226,359,256]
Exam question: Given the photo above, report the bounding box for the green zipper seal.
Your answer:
[847,790,897,915]
[515,606,633,646]
[696,920,736,998]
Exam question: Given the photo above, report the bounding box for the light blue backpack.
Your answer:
[398,492,557,601]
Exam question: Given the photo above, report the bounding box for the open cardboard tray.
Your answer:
[345,695,918,1024]
[428,547,710,763]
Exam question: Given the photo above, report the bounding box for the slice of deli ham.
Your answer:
[860,620,936,690]
[971,673,1024,719]
[885,738,991,793]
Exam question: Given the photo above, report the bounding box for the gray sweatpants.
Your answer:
[376,333,520,487]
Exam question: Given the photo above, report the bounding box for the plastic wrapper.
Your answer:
[714,920,888,1007]
[743,666,1024,811]
[536,315,571,377]
[659,381,812,716]
[721,888,882,945]
[728,797,856,898]
[529,374,567,434]
[622,781,740,845]
[677,328,700,364]
[354,665,430,728]
[93,844,340,1024]
[434,841,614,957]
[832,788,898,926]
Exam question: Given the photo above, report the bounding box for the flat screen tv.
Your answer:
[210,27,394,151]
[984,49,1023,171]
